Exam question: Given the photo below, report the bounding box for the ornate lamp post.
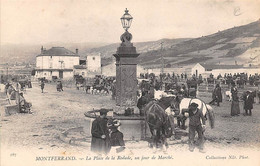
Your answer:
[113,8,140,114]
[120,8,133,32]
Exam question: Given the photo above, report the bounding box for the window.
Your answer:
[92,57,95,60]
[82,72,85,76]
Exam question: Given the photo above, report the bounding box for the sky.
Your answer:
[1,0,260,45]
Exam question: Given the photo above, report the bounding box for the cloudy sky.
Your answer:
[1,0,260,44]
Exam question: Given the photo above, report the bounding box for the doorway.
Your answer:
[59,70,63,79]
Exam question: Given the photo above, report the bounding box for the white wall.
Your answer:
[36,55,79,79]
[205,68,260,77]
[101,63,145,77]
[36,56,79,70]
[191,63,205,76]
[35,70,73,79]
[87,54,101,73]
[144,67,191,76]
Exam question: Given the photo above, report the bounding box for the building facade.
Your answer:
[192,63,260,78]
[86,53,101,74]
[35,47,80,79]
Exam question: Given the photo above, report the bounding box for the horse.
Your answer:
[171,97,215,130]
[143,96,175,152]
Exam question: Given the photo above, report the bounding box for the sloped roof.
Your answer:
[199,63,244,70]
[37,47,79,57]
[74,65,87,69]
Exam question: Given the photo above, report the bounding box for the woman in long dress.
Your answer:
[231,83,240,116]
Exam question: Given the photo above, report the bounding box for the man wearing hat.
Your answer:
[185,102,206,153]
[91,109,111,154]
[242,91,254,116]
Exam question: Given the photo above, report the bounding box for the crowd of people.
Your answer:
[208,81,257,116]
[90,71,260,154]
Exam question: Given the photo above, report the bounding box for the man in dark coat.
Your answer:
[243,91,254,116]
[40,81,45,93]
[184,103,206,153]
[137,92,150,116]
[209,84,222,106]
[91,109,111,154]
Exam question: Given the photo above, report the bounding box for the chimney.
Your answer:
[76,48,78,54]
[41,46,43,53]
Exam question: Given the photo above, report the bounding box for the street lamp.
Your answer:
[120,8,133,31]
[119,8,134,47]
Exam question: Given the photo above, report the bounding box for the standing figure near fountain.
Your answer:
[184,103,206,153]
[108,119,126,154]
[137,91,150,116]
[91,109,111,154]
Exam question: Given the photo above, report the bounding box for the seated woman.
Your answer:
[19,93,32,113]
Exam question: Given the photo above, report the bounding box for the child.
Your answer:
[108,119,125,154]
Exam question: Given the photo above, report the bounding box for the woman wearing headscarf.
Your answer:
[231,82,240,116]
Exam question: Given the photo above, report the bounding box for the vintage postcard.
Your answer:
[1,0,260,166]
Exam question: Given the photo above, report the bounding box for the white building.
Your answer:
[35,47,80,79]
[192,63,260,78]
[86,53,101,74]
[101,61,146,77]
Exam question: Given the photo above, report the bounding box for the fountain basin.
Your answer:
[84,110,151,141]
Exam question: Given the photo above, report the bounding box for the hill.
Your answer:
[138,19,260,68]
[87,19,260,69]
[0,42,108,65]
[84,38,190,66]
[1,19,259,69]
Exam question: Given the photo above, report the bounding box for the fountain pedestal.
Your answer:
[113,31,140,115]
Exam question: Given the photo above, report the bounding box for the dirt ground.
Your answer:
[1,82,260,166]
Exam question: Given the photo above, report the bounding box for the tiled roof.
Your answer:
[37,47,79,57]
